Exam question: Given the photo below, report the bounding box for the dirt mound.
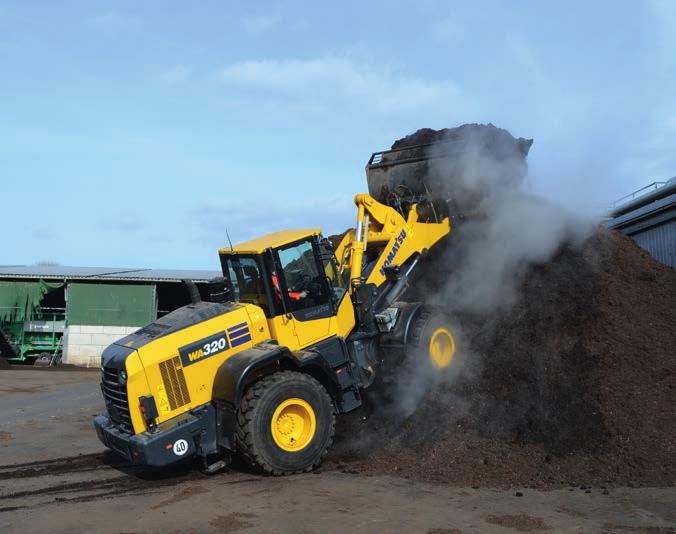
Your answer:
[368,124,534,217]
[331,229,676,487]
[391,123,533,156]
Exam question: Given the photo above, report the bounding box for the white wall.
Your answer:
[62,325,139,367]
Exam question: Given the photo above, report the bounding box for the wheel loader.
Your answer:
[94,143,462,475]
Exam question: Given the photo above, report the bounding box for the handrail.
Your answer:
[611,182,667,208]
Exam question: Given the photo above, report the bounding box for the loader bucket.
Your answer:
[366,124,533,216]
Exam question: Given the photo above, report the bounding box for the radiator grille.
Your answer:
[158,356,191,410]
[101,366,132,433]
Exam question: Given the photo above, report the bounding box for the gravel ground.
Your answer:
[1,369,674,533]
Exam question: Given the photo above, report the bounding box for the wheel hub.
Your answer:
[429,327,455,369]
[270,398,316,452]
[276,414,295,436]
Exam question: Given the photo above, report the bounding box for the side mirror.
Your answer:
[319,237,334,250]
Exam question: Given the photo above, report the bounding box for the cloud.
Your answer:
[506,33,549,89]
[619,114,676,183]
[642,0,676,179]
[431,15,466,43]
[189,195,354,247]
[218,56,463,115]
[157,64,191,85]
[32,227,55,241]
[88,12,139,32]
[242,15,281,33]
[98,217,143,234]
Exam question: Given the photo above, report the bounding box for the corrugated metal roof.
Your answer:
[607,193,675,231]
[0,265,221,283]
[610,178,676,218]
[605,180,676,269]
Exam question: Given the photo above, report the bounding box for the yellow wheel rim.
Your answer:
[270,398,316,452]
[429,327,455,369]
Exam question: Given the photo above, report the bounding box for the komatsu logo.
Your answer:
[379,229,407,276]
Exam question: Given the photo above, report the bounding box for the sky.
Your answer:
[1,1,674,270]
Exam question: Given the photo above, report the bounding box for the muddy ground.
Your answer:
[0,370,674,533]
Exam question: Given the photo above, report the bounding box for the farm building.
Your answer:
[0,266,220,367]
[606,178,676,268]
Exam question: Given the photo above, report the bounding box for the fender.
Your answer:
[377,301,424,365]
[379,301,424,346]
[211,339,359,452]
[212,342,293,408]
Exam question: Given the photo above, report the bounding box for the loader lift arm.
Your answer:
[335,193,451,297]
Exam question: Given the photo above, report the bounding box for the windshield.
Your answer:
[319,238,349,303]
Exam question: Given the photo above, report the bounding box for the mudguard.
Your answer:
[211,339,360,452]
[212,342,294,407]
[379,301,424,347]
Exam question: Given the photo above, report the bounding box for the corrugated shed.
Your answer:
[629,220,676,268]
[0,265,221,283]
[606,178,676,268]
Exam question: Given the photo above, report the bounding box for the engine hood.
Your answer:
[113,301,241,353]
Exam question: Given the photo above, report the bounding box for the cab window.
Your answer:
[276,239,331,320]
[319,239,348,304]
[220,255,271,315]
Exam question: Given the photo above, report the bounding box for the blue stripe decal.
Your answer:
[231,334,252,347]
[228,327,250,339]
[227,322,247,332]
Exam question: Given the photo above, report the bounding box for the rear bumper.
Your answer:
[94,404,218,467]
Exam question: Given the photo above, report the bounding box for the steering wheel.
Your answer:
[293,273,312,291]
[305,277,323,298]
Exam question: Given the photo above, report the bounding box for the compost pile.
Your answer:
[329,125,676,488]
[333,229,675,487]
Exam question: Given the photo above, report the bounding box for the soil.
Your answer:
[391,123,533,156]
[484,513,550,531]
[370,124,534,217]
[333,228,676,488]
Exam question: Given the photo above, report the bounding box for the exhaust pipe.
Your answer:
[182,279,202,304]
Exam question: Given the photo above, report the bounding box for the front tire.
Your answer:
[407,307,457,370]
[235,371,335,475]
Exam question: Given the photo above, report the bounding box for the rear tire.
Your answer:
[235,371,335,475]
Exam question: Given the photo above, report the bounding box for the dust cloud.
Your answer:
[385,124,595,418]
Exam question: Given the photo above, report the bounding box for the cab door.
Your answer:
[276,238,334,347]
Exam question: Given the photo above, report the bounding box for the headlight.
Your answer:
[119,370,127,385]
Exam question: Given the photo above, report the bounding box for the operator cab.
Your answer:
[218,230,348,326]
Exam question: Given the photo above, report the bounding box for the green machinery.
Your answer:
[0,308,65,364]
[0,281,65,365]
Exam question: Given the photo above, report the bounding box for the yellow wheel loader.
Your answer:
[95,145,459,475]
